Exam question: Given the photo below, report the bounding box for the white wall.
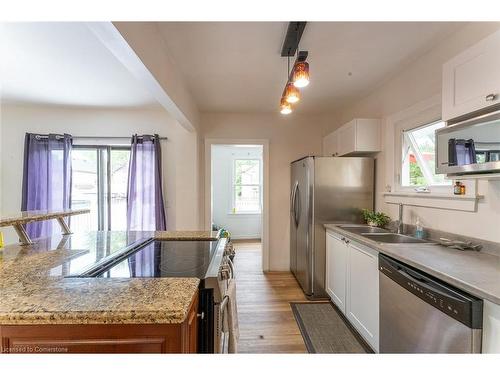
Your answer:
[201,112,331,271]
[211,145,262,239]
[325,22,500,243]
[0,104,200,244]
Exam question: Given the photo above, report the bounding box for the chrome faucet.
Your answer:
[397,203,404,234]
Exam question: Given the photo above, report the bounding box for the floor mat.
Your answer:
[290,302,371,353]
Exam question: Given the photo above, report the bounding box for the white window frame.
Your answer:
[71,145,131,231]
[400,119,449,189]
[230,158,262,215]
[393,102,452,195]
[385,95,480,211]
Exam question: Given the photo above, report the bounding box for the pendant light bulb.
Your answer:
[280,97,292,115]
[292,61,310,88]
[284,83,300,104]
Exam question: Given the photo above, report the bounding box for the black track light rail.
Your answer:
[280,22,307,57]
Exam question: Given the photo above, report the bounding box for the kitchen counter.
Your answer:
[0,230,218,325]
[0,209,90,227]
[154,230,220,241]
[324,224,500,305]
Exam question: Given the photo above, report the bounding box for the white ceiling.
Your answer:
[158,22,466,114]
[0,22,159,108]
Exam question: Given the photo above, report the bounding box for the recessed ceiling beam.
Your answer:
[280,22,307,57]
[87,22,196,132]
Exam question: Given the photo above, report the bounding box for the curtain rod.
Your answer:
[34,135,168,141]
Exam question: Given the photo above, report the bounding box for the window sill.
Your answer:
[227,212,262,216]
[383,192,483,212]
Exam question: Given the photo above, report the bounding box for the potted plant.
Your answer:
[362,209,391,228]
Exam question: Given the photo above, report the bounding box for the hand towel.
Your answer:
[225,279,239,353]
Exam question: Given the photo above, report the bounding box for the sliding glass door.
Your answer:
[71,146,130,231]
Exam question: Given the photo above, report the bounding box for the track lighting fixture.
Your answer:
[292,61,310,88]
[279,22,309,114]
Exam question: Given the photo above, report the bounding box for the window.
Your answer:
[232,159,261,214]
[71,146,130,231]
[401,120,450,187]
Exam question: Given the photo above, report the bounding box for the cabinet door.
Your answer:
[347,242,379,352]
[323,131,338,156]
[326,232,348,314]
[337,121,356,156]
[353,119,381,153]
[184,302,198,353]
[0,324,181,353]
[482,300,500,353]
[443,30,500,120]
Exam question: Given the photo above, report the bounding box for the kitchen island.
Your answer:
[0,230,219,353]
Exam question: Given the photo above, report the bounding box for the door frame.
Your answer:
[204,138,270,271]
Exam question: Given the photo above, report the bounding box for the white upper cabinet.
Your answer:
[443,29,500,121]
[323,118,381,157]
[322,130,338,157]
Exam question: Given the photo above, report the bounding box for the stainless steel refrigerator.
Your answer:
[290,156,374,298]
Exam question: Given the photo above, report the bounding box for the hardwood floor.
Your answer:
[233,240,308,353]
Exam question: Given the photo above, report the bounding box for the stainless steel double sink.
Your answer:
[337,224,434,244]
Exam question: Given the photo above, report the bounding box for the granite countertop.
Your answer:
[154,230,220,241]
[0,230,218,325]
[0,209,90,227]
[324,224,500,305]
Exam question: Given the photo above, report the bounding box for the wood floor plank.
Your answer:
[233,241,308,353]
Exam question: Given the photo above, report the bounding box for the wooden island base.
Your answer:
[0,292,198,354]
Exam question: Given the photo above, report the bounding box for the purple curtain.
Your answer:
[21,133,72,238]
[126,134,166,231]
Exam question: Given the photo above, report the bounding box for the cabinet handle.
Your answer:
[486,94,497,101]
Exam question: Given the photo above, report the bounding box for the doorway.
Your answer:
[205,139,269,271]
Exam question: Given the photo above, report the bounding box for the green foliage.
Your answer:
[409,161,426,186]
[362,209,391,227]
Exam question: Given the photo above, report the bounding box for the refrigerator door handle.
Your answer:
[294,185,301,227]
[290,181,298,214]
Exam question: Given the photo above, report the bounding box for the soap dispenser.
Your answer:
[415,218,424,239]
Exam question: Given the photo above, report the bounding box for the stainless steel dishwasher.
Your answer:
[379,254,483,353]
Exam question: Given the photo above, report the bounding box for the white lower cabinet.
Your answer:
[326,232,348,314]
[482,300,500,353]
[326,230,379,352]
[346,242,379,352]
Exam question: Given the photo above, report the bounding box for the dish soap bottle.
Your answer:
[415,218,424,239]
[454,181,462,195]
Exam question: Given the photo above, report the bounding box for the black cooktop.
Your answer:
[96,240,218,279]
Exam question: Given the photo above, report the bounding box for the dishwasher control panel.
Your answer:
[379,254,483,329]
